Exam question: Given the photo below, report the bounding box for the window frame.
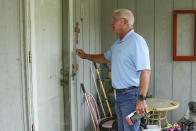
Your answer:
[173,10,196,61]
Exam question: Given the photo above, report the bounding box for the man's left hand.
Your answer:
[136,100,147,116]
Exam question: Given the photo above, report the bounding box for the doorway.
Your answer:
[30,0,67,130]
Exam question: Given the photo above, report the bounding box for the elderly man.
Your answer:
[76,9,151,131]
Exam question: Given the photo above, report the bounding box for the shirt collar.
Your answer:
[117,29,134,43]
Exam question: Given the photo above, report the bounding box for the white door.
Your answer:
[30,0,65,131]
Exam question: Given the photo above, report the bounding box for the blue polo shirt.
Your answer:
[104,30,151,89]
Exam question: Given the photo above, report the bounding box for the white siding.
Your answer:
[172,0,193,123]
[136,0,155,97]
[74,0,102,130]
[0,0,26,131]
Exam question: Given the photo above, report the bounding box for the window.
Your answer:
[173,10,196,61]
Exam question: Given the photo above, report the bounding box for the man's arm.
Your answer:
[139,70,151,96]
[76,49,110,64]
[136,70,151,116]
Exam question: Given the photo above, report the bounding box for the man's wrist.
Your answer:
[86,54,90,59]
[138,94,146,100]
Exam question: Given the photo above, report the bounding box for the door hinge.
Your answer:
[29,50,32,63]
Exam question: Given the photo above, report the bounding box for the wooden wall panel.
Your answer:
[95,0,101,54]
[0,0,25,130]
[117,0,136,30]
[154,0,174,122]
[75,0,84,130]
[173,0,193,122]
[173,63,191,121]
[191,62,196,100]
[174,0,193,9]
[75,0,101,130]
[155,0,173,99]
[117,0,135,9]
[88,0,96,129]
[136,0,154,97]
[82,0,91,130]
[90,0,96,96]
[101,0,117,52]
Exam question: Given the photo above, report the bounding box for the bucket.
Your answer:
[142,125,161,131]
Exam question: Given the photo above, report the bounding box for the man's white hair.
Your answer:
[114,9,134,27]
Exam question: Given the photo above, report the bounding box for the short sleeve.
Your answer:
[134,39,151,71]
[104,49,112,61]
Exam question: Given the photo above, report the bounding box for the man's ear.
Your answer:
[124,18,129,25]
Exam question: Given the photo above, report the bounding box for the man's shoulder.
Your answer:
[130,31,144,40]
[127,32,148,48]
[126,33,144,44]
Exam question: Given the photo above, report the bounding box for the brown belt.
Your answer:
[115,86,138,93]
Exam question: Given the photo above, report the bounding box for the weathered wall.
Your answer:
[0,0,27,131]
[101,0,196,123]
[30,0,64,131]
[0,0,102,130]
[74,0,101,130]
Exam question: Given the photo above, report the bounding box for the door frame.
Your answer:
[23,0,76,130]
[20,0,33,130]
[63,0,76,130]
[68,0,77,130]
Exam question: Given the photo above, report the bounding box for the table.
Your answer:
[145,98,180,128]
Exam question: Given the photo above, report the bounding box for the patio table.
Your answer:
[145,98,180,128]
